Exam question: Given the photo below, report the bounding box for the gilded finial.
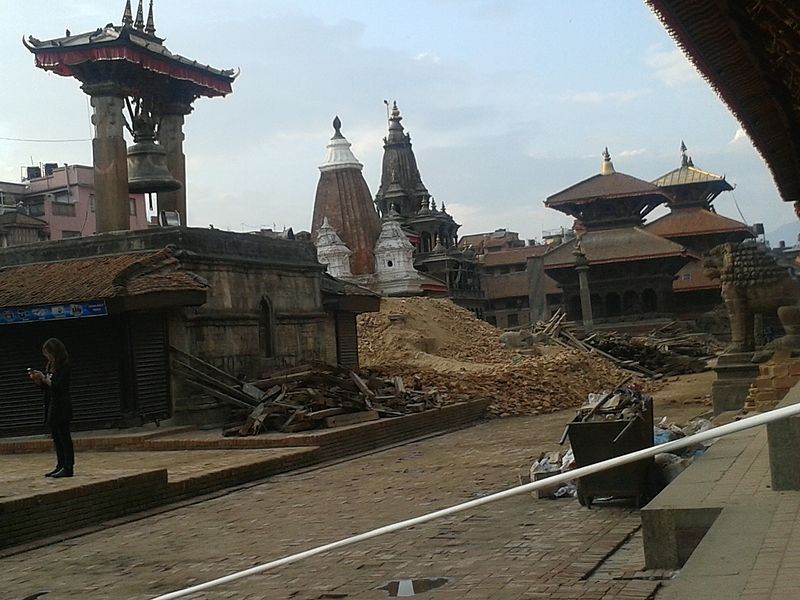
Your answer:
[600,147,615,175]
[122,0,133,26]
[145,0,156,35]
[134,0,144,29]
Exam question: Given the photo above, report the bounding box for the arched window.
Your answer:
[605,292,621,317]
[590,293,603,318]
[259,296,274,358]
[642,288,658,313]
[569,295,582,320]
[623,290,640,314]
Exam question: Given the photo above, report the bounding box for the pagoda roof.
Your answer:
[544,227,692,269]
[25,20,236,98]
[645,207,753,239]
[646,0,800,203]
[652,163,732,190]
[546,171,668,207]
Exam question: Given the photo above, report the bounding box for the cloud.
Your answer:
[558,90,646,105]
[730,127,748,144]
[414,52,442,64]
[618,148,647,157]
[645,45,701,87]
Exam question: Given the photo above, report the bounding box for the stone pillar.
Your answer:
[576,262,594,333]
[84,83,129,233]
[158,102,192,223]
[527,255,549,323]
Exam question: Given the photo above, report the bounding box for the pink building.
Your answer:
[23,164,149,240]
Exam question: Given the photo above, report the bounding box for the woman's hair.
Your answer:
[43,338,69,370]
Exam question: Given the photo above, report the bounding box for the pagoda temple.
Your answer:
[647,143,756,313]
[24,0,237,232]
[543,149,691,323]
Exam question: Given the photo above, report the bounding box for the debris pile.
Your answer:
[358,298,628,417]
[171,349,441,436]
[529,311,721,377]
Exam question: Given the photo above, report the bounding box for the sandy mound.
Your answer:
[358,298,627,417]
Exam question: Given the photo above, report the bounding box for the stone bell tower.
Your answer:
[24,0,237,232]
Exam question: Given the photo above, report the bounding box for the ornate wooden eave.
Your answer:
[24,22,237,99]
[647,0,800,203]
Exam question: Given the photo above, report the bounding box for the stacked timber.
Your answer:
[170,348,441,436]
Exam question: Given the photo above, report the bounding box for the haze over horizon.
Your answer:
[1,0,797,244]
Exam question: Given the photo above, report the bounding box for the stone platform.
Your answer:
[0,399,489,551]
[643,387,800,598]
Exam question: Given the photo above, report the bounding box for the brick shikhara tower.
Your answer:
[25,0,237,232]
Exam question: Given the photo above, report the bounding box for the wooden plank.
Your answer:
[305,407,346,420]
[324,410,379,428]
[183,379,255,410]
[169,346,241,386]
[171,360,256,406]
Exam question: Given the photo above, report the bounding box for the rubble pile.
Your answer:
[358,298,628,417]
[172,350,441,436]
[530,311,721,377]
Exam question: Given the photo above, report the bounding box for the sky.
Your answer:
[1,0,798,244]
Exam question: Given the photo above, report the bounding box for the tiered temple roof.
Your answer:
[24,0,236,99]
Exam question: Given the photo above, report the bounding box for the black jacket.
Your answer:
[43,364,72,425]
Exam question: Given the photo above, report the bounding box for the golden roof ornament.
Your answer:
[600,147,615,175]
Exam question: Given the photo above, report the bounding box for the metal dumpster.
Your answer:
[567,392,654,508]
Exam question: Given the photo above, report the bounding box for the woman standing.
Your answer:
[30,338,74,478]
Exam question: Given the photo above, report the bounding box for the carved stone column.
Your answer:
[84,82,129,233]
[158,102,192,223]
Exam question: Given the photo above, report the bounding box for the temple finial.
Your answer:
[332,115,343,138]
[145,0,156,35]
[680,140,688,167]
[134,0,145,29]
[122,0,133,26]
[600,147,615,175]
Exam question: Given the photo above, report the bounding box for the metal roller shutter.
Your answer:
[129,312,171,423]
[0,317,122,436]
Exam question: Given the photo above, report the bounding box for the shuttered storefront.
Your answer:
[128,312,171,423]
[334,312,359,369]
[0,317,123,436]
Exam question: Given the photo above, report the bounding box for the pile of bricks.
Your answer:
[746,352,800,412]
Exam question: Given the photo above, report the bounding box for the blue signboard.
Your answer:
[0,300,108,325]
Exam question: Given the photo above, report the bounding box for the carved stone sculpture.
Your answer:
[703,241,800,353]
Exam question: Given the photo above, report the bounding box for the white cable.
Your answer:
[151,401,800,600]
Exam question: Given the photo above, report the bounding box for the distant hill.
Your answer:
[767,221,800,248]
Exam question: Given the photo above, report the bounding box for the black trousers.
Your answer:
[50,420,74,471]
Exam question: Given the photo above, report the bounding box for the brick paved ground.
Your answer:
[0,410,667,600]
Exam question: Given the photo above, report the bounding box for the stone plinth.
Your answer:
[711,352,759,414]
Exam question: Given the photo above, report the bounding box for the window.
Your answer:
[51,203,76,217]
[387,260,394,268]
[681,273,692,281]
[129,198,137,216]
[89,194,96,212]
[54,191,71,203]
[28,202,45,217]
[258,296,274,358]
[61,230,81,239]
